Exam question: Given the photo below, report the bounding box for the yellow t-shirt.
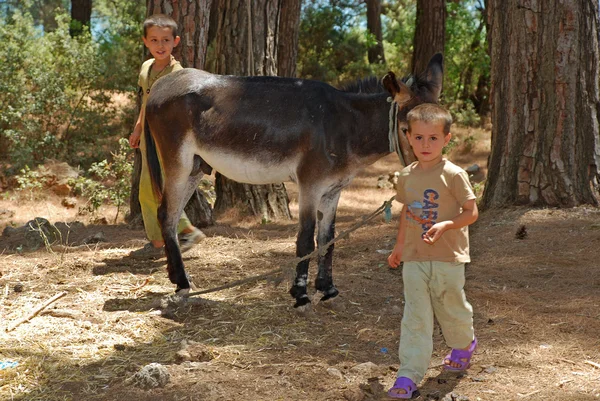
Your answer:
[138,55,183,144]
[395,159,476,263]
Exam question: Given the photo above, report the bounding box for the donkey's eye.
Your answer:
[401,127,408,134]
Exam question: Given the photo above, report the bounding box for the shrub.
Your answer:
[0,10,136,175]
[70,138,133,222]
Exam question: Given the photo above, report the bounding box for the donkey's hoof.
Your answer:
[185,274,198,291]
[293,295,311,308]
[289,284,307,299]
[295,302,313,314]
[175,286,190,295]
[314,277,331,292]
[320,286,339,302]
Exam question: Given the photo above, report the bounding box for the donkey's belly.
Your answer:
[199,148,299,184]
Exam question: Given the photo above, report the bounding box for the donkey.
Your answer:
[145,53,443,307]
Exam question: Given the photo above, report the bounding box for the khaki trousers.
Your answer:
[397,261,474,384]
[139,133,191,241]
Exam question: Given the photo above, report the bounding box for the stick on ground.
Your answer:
[6,291,67,332]
[584,360,600,369]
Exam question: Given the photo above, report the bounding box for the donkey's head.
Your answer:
[382,53,444,164]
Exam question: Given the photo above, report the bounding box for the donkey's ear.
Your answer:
[383,72,413,105]
[424,53,444,101]
[382,71,400,94]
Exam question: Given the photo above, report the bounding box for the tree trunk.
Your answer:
[277,0,302,77]
[482,0,600,209]
[211,0,292,221]
[412,0,446,76]
[70,0,91,37]
[366,0,386,64]
[129,0,214,227]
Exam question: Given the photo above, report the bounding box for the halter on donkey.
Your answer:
[144,53,443,307]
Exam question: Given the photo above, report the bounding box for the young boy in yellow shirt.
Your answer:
[387,104,478,398]
[128,14,204,259]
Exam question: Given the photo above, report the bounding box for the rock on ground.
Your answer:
[128,363,170,390]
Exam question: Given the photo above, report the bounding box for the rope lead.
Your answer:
[387,97,406,166]
[184,195,396,298]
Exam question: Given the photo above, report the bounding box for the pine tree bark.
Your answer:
[412,0,446,76]
[129,0,214,227]
[277,0,302,77]
[482,0,600,208]
[366,0,386,64]
[70,0,92,36]
[211,0,292,220]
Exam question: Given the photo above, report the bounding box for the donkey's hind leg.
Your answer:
[158,153,205,292]
[315,189,341,302]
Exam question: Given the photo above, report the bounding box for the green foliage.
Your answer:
[472,180,485,199]
[449,100,481,127]
[444,1,489,116]
[298,2,373,85]
[381,0,416,75]
[14,165,46,199]
[0,9,137,175]
[71,138,133,222]
[462,134,477,153]
[93,0,145,91]
[0,0,69,32]
[298,0,490,126]
[442,136,459,156]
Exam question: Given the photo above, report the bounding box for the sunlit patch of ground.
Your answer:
[1,126,599,400]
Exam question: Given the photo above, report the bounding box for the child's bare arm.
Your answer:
[129,108,144,148]
[388,204,407,268]
[423,199,478,245]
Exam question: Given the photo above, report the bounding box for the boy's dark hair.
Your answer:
[407,103,453,135]
[143,14,178,38]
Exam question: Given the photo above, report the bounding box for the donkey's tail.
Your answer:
[144,118,163,201]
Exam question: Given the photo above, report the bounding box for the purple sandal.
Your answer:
[443,337,478,371]
[387,376,420,399]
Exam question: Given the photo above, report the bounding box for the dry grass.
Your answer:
[1,127,600,400]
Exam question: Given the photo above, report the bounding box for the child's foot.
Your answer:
[129,242,164,260]
[179,227,206,253]
[387,377,419,399]
[443,337,477,371]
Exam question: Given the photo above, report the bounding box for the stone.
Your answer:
[350,362,381,377]
[343,388,365,401]
[52,183,72,196]
[128,363,170,390]
[82,232,106,244]
[327,367,344,380]
[61,197,77,208]
[24,218,61,250]
[465,164,480,174]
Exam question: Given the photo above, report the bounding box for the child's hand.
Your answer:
[387,247,403,269]
[423,222,450,245]
[129,130,141,148]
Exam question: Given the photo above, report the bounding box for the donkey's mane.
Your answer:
[339,76,385,94]
[340,72,431,95]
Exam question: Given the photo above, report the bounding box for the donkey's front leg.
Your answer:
[289,199,317,308]
[315,190,341,302]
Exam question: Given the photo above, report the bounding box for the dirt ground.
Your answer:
[1,127,599,401]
